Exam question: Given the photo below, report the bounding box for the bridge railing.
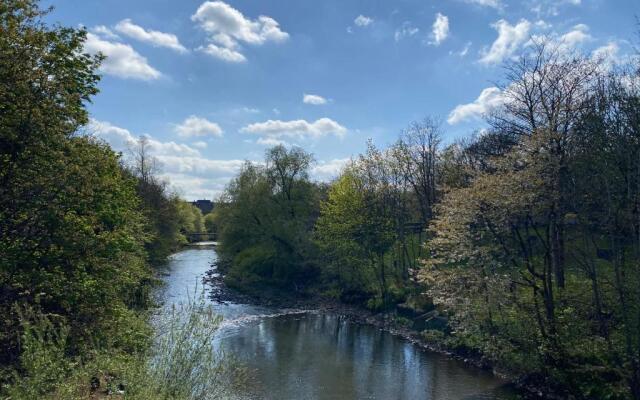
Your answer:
[184,232,217,241]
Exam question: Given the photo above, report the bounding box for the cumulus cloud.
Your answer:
[395,21,419,42]
[447,87,505,124]
[526,23,592,56]
[311,158,351,181]
[155,155,244,175]
[430,13,449,46]
[241,118,347,140]
[192,1,288,63]
[114,19,188,53]
[88,119,245,199]
[559,24,591,48]
[256,137,288,146]
[84,32,162,80]
[88,119,201,157]
[92,25,120,40]
[160,173,234,200]
[157,157,245,199]
[197,43,246,62]
[174,116,223,138]
[591,42,623,71]
[354,15,373,27]
[303,93,328,105]
[479,19,532,65]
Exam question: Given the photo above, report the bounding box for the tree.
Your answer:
[0,1,159,374]
[394,117,442,222]
[129,136,183,262]
[421,39,640,398]
[215,146,320,290]
[490,40,600,289]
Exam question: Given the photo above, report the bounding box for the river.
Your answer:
[160,245,519,400]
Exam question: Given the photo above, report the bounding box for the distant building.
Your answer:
[191,199,214,214]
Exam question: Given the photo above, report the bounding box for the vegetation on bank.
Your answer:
[214,41,640,398]
[0,2,231,398]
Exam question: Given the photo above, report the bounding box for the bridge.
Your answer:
[185,231,217,242]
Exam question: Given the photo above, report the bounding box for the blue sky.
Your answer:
[44,0,639,199]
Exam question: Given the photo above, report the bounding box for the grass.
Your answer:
[1,292,244,400]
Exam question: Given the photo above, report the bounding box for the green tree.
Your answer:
[215,146,321,290]
[0,0,151,375]
[421,42,640,398]
[129,136,184,262]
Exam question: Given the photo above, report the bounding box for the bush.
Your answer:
[2,294,244,400]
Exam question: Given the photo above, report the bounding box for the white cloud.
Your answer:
[88,119,201,157]
[303,93,328,105]
[155,155,244,176]
[395,21,419,42]
[92,25,119,40]
[256,137,288,146]
[479,19,532,65]
[192,141,208,149]
[197,43,246,63]
[591,42,621,70]
[88,118,137,150]
[160,173,233,200]
[450,41,471,57]
[114,19,188,53]
[525,23,592,56]
[430,13,449,46]
[157,157,245,199]
[174,116,223,138]
[559,24,591,48]
[84,32,161,80]
[354,15,373,27]
[312,158,350,180]
[463,0,502,9]
[447,87,505,124]
[88,119,244,200]
[241,118,347,140]
[531,0,582,17]
[192,1,288,62]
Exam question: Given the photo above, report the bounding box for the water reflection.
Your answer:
[161,247,518,400]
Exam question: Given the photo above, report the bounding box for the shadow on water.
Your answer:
[161,246,519,400]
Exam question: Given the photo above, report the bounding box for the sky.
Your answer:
[43,0,639,200]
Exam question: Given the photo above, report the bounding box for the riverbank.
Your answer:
[202,267,559,400]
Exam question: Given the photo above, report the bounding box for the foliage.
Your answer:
[128,137,186,262]
[150,291,245,399]
[3,296,242,400]
[421,44,640,398]
[176,200,206,241]
[0,0,153,363]
[315,138,437,309]
[204,212,217,234]
[0,2,235,398]
[215,146,321,290]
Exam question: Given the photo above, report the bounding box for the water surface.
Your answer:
[161,246,518,400]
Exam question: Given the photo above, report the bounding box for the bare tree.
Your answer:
[395,117,442,223]
[131,136,160,185]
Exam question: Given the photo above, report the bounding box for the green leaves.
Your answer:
[216,146,320,289]
[0,0,151,376]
